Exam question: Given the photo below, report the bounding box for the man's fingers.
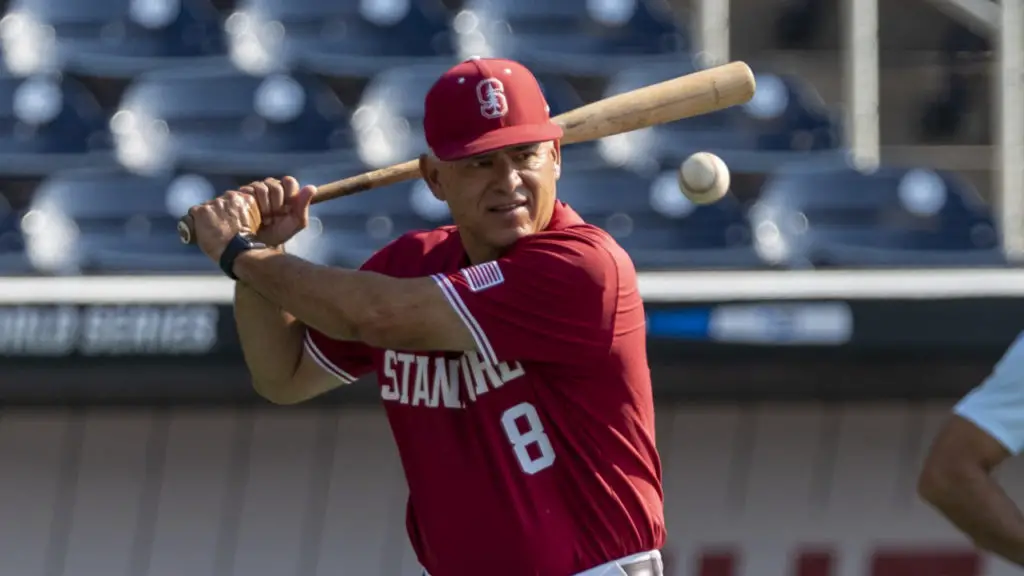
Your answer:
[264,177,286,214]
[294,184,316,227]
[187,202,212,224]
[281,176,305,215]
[282,176,301,199]
[225,190,261,232]
[248,181,271,218]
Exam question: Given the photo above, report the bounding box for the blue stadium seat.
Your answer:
[598,62,845,173]
[454,0,690,75]
[0,194,34,275]
[559,144,620,170]
[0,0,227,78]
[111,63,357,175]
[285,162,451,267]
[226,0,456,77]
[555,164,762,270]
[353,62,586,167]
[749,161,1005,269]
[0,74,117,176]
[22,167,234,275]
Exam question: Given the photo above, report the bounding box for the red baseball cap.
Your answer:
[423,57,564,161]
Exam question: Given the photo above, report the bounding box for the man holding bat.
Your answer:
[187,57,667,576]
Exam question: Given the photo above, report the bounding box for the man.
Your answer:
[187,57,666,576]
[918,331,1024,566]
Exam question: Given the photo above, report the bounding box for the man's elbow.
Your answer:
[917,460,956,507]
[248,352,311,406]
[251,377,308,406]
[917,453,984,511]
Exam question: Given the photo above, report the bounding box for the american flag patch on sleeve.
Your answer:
[460,261,504,292]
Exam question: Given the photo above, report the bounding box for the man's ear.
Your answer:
[552,141,562,180]
[419,153,446,201]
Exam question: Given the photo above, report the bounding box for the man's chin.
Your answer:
[489,226,534,249]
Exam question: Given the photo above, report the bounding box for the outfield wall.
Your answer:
[0,401,1017,575]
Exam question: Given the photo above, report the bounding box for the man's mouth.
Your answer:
[488,200,528,213]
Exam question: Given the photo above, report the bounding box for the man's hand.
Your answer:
[188,176,315,261]
[241,176,316,247]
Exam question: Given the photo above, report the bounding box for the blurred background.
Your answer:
[1,0,1023,574]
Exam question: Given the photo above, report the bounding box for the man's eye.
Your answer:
[520,151,544,165]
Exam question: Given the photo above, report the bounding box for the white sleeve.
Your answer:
[954,331,1024,454]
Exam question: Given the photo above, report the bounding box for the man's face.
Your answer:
[421,141,561,259]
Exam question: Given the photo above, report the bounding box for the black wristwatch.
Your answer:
[219,233,268,280]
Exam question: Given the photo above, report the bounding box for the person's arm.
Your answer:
[234,282,351,404]
[233,245,387,405]
[231,248,478,353]
[918,415,1024,565]
[918,333,1024,565]
[230,232,618,363]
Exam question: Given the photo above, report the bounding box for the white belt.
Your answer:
[574,550,662,576]
[422,549,662,576]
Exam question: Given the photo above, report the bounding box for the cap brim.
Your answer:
[432,122,565,161]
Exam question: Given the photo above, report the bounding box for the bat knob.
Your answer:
[177,213,197,245]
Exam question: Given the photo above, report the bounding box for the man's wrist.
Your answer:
[231,245,279,281]
[219,234,281,280]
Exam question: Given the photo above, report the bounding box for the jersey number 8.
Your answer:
[501,402,556,475]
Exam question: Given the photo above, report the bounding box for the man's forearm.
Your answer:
[232,248,402,343]
[927,468,1024,565]
[233,281,306,397]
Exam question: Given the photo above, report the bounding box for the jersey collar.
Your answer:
[547,200,585,231]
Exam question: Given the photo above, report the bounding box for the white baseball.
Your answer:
[678,152,730,204]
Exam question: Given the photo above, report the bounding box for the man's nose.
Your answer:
[492,155,523,192]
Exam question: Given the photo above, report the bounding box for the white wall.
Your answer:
[0,402,1020,575]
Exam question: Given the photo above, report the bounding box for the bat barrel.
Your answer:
[556,61,756,145]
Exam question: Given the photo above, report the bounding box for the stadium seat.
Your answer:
[353,62,587,167]
[111,63,357,175]
[453,0,690,75]
[555,163,762,270]
[226,0,456,77]
[0,73,117,177]
[0,0,228,78]
[22,167,235,275]
[749,161,1006,269]
[598,62,845,173]
[0,194,34,275]
[285,162,451,267]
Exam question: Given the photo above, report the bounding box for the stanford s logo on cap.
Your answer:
[423,57,563,160]
[476,78,508,119]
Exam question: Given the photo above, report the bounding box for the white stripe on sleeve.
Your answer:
[303,331,358,385]
[432,273,498,365]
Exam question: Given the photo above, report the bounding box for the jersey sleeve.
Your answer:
[953,331,1024,454]
[302,245,393,385]
[430,233,619,365]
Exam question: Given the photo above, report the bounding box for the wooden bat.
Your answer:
[177,60,756,245]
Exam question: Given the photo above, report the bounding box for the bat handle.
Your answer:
[177,213,197,245]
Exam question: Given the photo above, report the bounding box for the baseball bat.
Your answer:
[177,60,756,245]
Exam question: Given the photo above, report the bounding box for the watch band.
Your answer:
[219,233,267,280]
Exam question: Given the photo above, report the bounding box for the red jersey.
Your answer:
[304,201,665,576]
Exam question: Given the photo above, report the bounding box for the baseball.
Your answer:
[678,152,730,204]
